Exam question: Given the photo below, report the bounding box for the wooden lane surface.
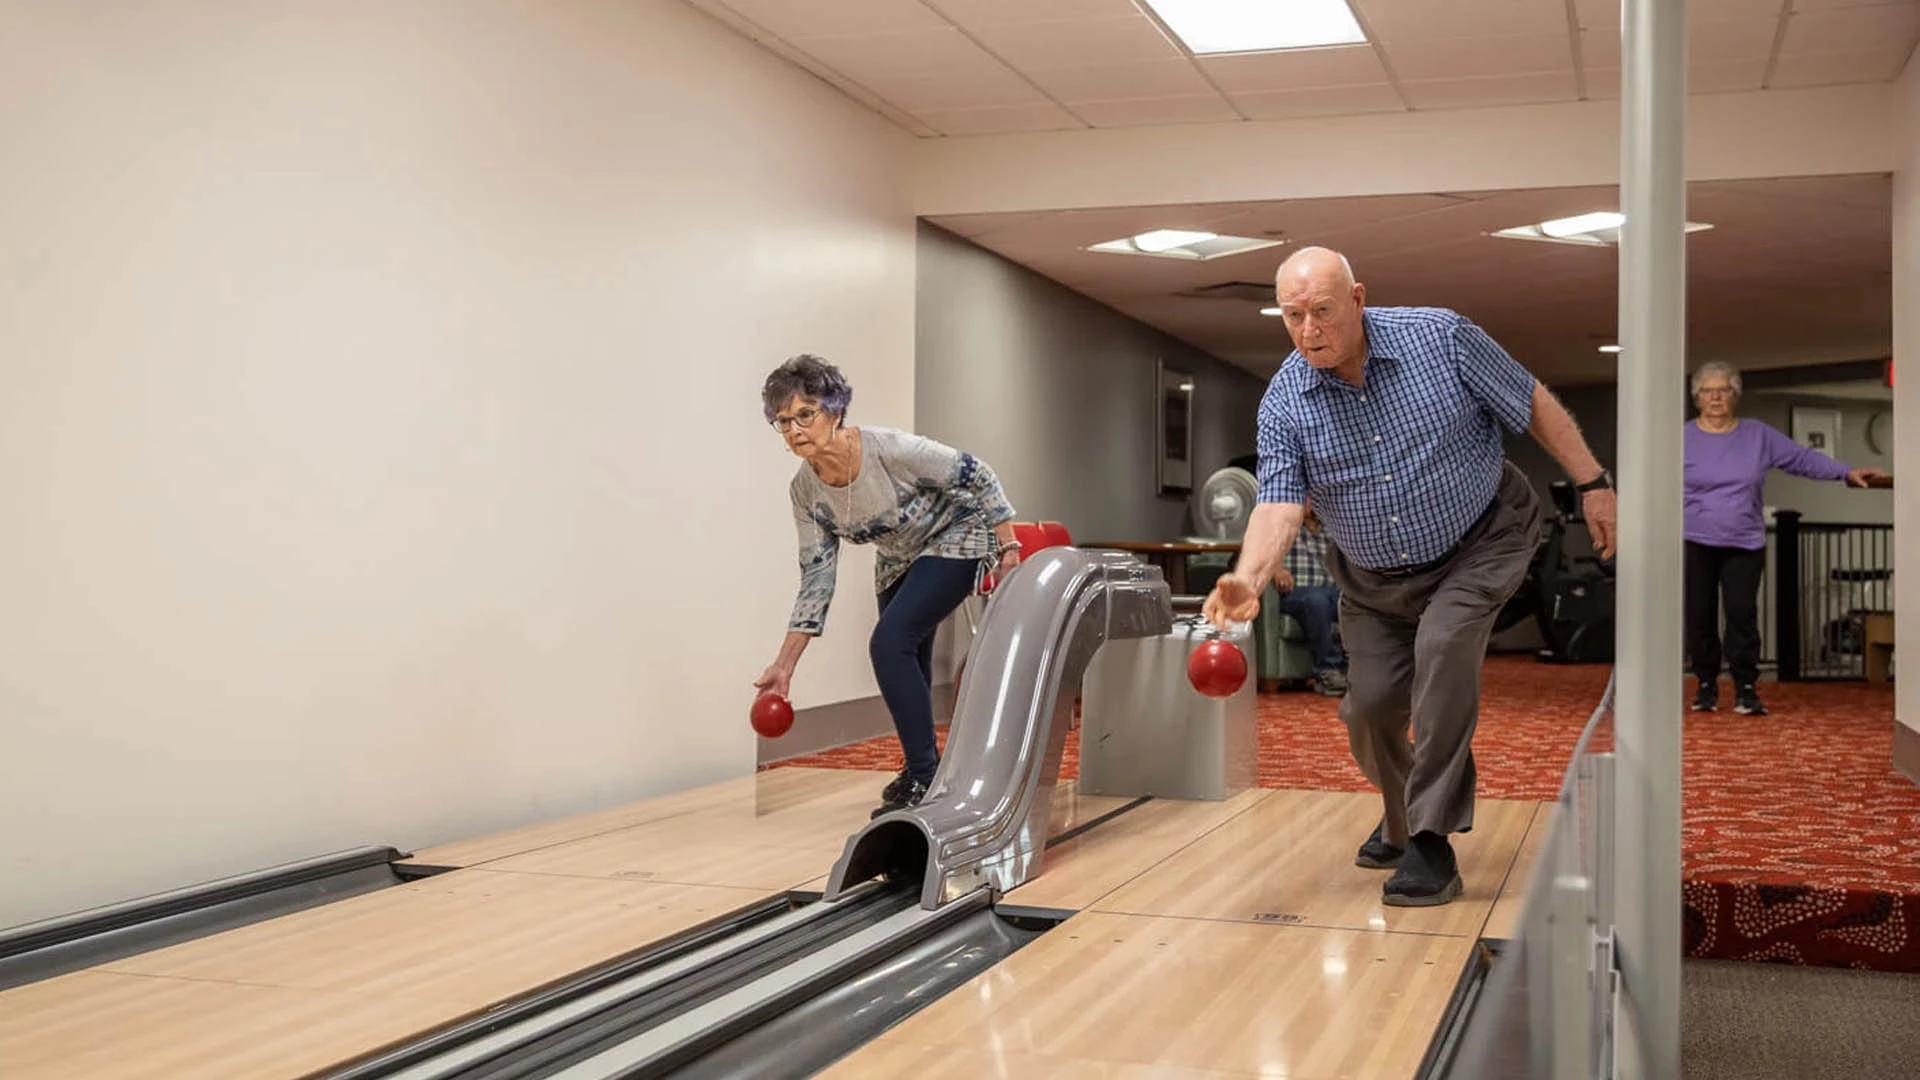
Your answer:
[816,910,1474,1080]
[0,767,1142,1080]
[401,765,886,868]
[1003,789,1271,910]
[0,768,879,1079]
[1089,789,1539,938]
[821,789,1551,1079]
[1482,801,1551,941]
[0,872,764,1080]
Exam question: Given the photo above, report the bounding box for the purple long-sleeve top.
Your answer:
[1684,418,1850,550]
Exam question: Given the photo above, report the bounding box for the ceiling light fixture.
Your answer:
[1599,344,1622,353]
[1260,306,1284,316]
[1087,230,1286,261]
[1141,0,1368,54]
[1493,210,1713,247]
[1133,229,1217,252]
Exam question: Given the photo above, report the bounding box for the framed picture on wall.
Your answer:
[1790,405,1842,455]
[1157,360,1194,494]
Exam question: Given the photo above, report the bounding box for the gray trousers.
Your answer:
[1325,461,1543,847]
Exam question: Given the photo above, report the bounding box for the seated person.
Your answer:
[1277,499,1347,697]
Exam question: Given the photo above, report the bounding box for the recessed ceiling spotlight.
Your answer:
[1493,211,1713,247]
[1088,230,1286,261]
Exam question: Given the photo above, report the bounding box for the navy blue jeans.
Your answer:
[874,556,979,783]
[1280,583,1346,674]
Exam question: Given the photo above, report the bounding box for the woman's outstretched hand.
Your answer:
[753,664,792,699]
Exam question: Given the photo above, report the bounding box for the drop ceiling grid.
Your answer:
[686,0,1920,137]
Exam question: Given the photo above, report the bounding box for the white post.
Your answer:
[1615,0,1685,1077]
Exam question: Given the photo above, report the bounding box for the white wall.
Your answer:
[913,84,1899,216]
[0,0,915,927]
[1896,56,1920,742]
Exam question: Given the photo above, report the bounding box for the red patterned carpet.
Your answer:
[774,654,1920,972]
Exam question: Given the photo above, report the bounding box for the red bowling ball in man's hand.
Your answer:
[750,692,794,738]
[1187,638,1248,699]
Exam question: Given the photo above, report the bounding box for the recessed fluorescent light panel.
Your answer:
[1142,0,1368,54]
[1494,211,1713,247]
[1089,229,1286,261]
[1599,344,1622,353]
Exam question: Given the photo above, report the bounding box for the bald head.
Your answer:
[1272,246,1367,378]
[1276,246,1355,292]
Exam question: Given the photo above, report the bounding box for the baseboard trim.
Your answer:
[756,684,956,766]
[1895,722,1920,788]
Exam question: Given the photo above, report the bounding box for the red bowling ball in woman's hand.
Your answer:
[751,692,794,738]
[1187,638,1248,699]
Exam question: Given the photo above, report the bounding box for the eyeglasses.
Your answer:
[772,406,824,433]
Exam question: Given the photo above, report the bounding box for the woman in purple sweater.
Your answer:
[1685,362,1886,716]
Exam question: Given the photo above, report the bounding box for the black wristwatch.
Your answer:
[1575,469,1613,493]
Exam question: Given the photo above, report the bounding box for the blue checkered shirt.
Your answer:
[1256,307,1536,571]
[1283,526,1333,588]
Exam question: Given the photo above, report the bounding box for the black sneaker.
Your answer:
[1733,685,1768,716]
[1691,682,1717,712]
[1383,831,1464,907]
[872,774,930,818]
[1315,670,1349,697]
[1355,821,1403,869]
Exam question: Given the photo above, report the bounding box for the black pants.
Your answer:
[1684,541,1766,688]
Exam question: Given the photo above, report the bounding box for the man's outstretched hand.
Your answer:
[1203,573,1263,629]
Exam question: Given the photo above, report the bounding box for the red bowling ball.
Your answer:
[750,692,794,738]
[1187,638,1248,699]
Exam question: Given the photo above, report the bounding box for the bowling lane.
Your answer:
[1089,789,1540,939]
[0,970,466,1080]
[1483,801,1551,940]
[1003,788,1271,911]
[815,910,1473,1080]
[0,871,764,1080]
[401,765,878,869]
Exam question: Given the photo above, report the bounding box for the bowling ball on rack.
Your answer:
[750,692,794,738]
[1187,638,1248,699]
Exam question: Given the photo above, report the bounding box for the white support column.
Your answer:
[1614,0,1686,1078]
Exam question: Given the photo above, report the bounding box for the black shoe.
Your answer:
[872,774,930,818]
[1383,831,1464,907]
[1355,821,1403,869]
[1691,682,1717,712]
[1733,685,1767,716]
[1315,670,1349,697]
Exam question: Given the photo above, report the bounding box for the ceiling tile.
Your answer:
[1768,46,1912,85]
[1400,70,1581,109]
[709,0,950,40]
[962,13,1182,68]
[931,0,1145,24]
[1227,83,1408,119]
[1069,95,1243,127]
[912,101,1087,136]
[1575,0,1788,29]
[1788,0,1920,12]
[1199,46,1391,92]
[855,68,1052,111]
[1782,3,1920,53]
[1356,0,1572,39]
[795,27,1017,81]
[1381,33,1575,81]
[1025,59,1217,101]
[1583,18,1783,66]
[1580,57,1770,98]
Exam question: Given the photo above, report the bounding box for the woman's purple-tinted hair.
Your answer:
[761,354,853,424]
